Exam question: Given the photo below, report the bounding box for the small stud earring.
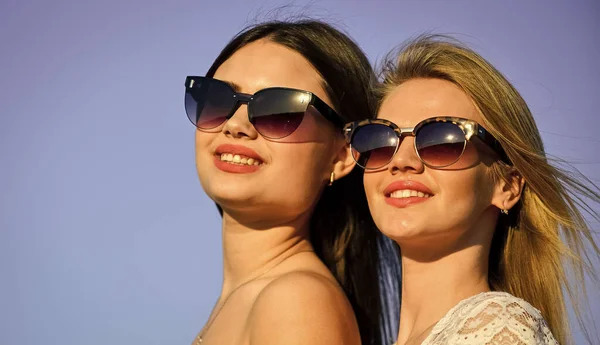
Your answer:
[501,209,509,215]
[329,172,335,186]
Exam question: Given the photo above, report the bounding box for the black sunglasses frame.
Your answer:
[343,116,509,169]
[184,76,345,138]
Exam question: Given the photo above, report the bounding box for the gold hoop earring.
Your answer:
[329,172,335,186]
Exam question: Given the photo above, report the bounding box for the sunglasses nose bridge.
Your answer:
[397,127,415,138]
[233,93,252,103]
[228,93,253,120]
[387,126,422,167]
[394,127,416,147]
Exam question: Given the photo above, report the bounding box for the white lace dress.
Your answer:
[420,291,559,345]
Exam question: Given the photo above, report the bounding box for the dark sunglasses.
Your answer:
[184,76,344,139]
[344,116,508,169]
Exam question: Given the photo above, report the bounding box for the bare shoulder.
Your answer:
[247,270,360,345]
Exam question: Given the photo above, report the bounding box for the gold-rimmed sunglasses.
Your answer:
[343,116,508,169]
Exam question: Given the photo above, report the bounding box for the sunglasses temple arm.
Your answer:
[311,97,345,128]
[476,126,510,163]
[343,124,355,143]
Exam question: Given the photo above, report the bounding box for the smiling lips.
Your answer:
[213,144,264,174]
[384,180,433,208]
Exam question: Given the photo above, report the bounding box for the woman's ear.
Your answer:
[491,169,525,212]
[328,141,356,184]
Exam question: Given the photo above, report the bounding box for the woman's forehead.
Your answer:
[378,78,482,126]
[213,40,327,100]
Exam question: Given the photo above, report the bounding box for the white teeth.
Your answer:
[219,153,262,166]
[389,190,431,199]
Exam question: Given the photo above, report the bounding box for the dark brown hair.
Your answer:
[205,20,401,345]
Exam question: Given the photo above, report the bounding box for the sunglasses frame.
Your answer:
[343,116,508,169]
[185,76,345,138]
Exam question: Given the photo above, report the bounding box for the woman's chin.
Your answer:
[382,230,421,245]
[210,191,256,208]
[376,217,419,239]
[378,223,441,248]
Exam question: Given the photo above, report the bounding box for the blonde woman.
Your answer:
[344,36,599,344]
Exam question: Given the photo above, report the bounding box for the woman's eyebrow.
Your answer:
[222,80,242,92]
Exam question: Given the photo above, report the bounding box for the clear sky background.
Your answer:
[1,0,598,344]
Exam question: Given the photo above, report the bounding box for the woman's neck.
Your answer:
[395,239,491,345]
[220,211,314,294]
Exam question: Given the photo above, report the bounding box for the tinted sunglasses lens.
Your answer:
[351,124,398,169]
[250,89,307,139]
[185,79,234,129]
[415,122,465,167]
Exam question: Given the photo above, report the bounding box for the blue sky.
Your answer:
[1,0,598,344]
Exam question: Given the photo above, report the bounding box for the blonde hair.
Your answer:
[379,35,600,344]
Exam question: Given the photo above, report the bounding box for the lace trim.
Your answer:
[421,291,559,345]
